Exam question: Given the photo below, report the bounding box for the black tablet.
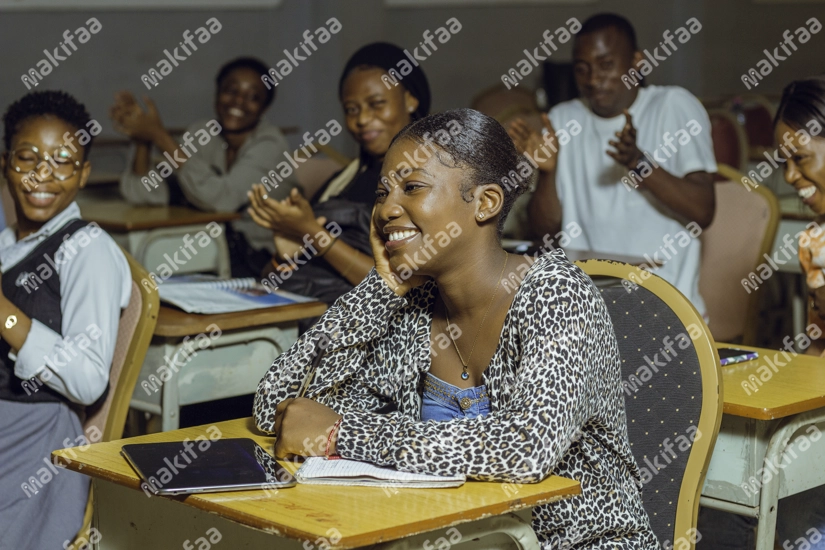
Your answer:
[121,438,296,496]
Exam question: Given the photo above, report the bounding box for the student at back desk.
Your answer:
[111,57,299,277]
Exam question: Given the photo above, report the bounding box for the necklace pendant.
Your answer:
[461,370,469,380]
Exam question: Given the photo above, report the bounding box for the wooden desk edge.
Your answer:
[716,343,825,420]
[92,213,241,233]
[52,448,580,548]
[723,398,825,420]
[154,302,328,337]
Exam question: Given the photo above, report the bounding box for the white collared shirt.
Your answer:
[0,202,131,405]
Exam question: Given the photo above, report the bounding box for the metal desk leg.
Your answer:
[756,410,825,550]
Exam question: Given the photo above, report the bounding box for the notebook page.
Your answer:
[296,457,465,486]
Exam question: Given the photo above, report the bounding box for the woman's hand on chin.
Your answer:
[370,209,429,297]
[272,398,342,458]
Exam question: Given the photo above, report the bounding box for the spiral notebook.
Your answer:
[157,275,312,314]
[295,457,466,488]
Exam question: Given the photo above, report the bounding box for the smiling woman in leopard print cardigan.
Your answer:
[254,109,657,549]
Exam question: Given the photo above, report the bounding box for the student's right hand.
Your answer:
[109,91,165,143]
[507,113,559,173]
[370,207,428,297]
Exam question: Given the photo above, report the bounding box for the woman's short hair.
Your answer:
[216,56,275,108]
[3,90,94,158]
[392,108,529,237]
[775,74,825,132]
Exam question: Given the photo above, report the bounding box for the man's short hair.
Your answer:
[577,13,638,53]
[3,91,94,157]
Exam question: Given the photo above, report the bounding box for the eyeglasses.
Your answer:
[7,144,82,182]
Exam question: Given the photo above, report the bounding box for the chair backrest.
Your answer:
[699,163,779,344]
[576,260,722,550]
[707,108,749,175]
[83,248,159,442]
[724,94,777,149]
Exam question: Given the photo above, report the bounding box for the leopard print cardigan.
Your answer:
[255,251,658,549]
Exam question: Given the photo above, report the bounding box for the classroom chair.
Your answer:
[724,95,777,162]
[708,108,749,176]
[294,143,351,200]
[577,259,723,550]
[70,248,160,547]
[699,163,780,345]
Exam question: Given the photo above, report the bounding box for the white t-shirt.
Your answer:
[549,85,717,317]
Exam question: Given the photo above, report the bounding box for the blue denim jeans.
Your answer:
[420,373,490,421]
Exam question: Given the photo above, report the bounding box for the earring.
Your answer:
[478,213,485,219]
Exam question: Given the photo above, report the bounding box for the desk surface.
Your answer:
[79,199,240,232]
[718,343,825,420]
[53,418,580,548]
[155,302,327,337]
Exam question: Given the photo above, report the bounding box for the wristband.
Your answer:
[325,417,343,460]
[317,235,339,258]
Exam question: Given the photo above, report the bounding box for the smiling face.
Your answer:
[341,67,418,160]
[215,67,269,133]
[776,121,825,214]
[2,115,89,238]
[374,138,474,274]
[573,27,640,118]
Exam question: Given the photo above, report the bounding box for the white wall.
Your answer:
[1,0,824,158]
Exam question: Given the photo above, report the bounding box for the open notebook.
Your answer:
[157,275,313,314]
[295,457,466,488]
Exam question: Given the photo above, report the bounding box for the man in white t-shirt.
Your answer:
[510,13,716,317]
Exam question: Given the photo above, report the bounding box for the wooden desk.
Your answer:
[701,343,825,550]
[156,301,327,337]
[79,200,240,232]
[53,418,580,549]
[132,302,327,431]
[717,343,825,420]
[78,198,241,278]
